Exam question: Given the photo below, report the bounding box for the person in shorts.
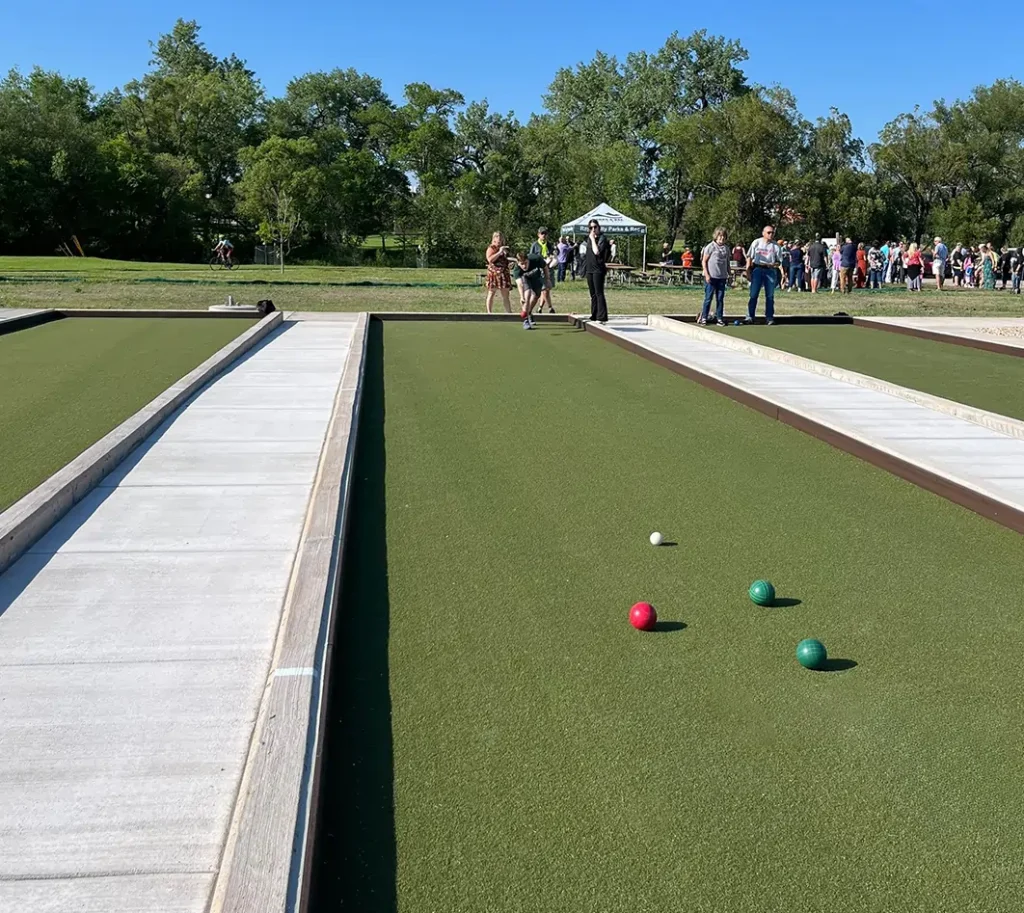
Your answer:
[933,237,948,289]
[213,237,234,264]
[805,235,827,293]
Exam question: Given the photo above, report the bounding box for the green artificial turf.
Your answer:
[315,321,1024,913]
[720,323,1024,421]
[0,316,254,511]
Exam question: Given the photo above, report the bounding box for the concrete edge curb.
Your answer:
[649,314,1024,441]
[371,310,565,321]
[213,313,369,913]
[576,316,1024,535]
[0,309,59,335]
[568,313,649,326]
[0,310,282,575]
[53,308,260,318]
[854,316,1024,357]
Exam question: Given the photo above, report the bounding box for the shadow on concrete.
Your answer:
[309,319,397,912]
[0,321,296,620]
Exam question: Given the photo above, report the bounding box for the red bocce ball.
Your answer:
[629,602,657,631]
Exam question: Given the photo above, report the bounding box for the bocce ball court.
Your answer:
[311,320,1024,911]
[720,320,1024,422]
[0,313,256,511]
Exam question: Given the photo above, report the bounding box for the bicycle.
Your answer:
[209,254,237,271]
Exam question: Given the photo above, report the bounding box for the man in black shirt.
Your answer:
[806,235,827,293]
[998,247,1014,289]
[839,237,857,294]
[951,244,965,288]
[582,219,612,322]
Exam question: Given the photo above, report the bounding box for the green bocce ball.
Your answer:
[796,638,828,670]
[748,579,776,607]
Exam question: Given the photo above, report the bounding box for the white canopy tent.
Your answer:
[561,203,649,271]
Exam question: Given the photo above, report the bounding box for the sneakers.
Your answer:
[528,316,536,328]
[766,319,775,326]
[743,317,753,324]
[522,319,533,330]
[716,318,726,326]
[696,316,707,326]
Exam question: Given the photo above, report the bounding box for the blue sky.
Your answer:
[2,2,1017,145]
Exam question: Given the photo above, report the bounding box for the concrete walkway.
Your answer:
[0,316,360,911]
[858,316,1024,351]
[0,308,46,327]
[591,318,1024,517]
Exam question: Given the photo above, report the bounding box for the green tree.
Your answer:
[267,68,408,255]
[546,31,751,243]
[0,68,105,252]
[932,80,1024,243]
[929,197,1000,246]
[96,134,204,258]
[871,112,955,243]
[659,90,801,245]
[111,19,263,242]
[387,83,465,259]
[235,136,324,271]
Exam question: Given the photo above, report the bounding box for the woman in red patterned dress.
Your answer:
[484,232,513,314]
[855,242,868,288]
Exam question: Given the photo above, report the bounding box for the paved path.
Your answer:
[858,316,1024,350]
[0,308,45,327]
[592,318,1024,515]
[0,316,360,911]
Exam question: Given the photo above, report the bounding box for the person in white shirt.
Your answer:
[745,225,784,324]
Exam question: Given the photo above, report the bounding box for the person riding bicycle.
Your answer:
[213,237,234,265]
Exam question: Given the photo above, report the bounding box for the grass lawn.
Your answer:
[0,316,254,511]
[719,323,1024,421]
[313,321,1024,912]
[2,256,1024,316]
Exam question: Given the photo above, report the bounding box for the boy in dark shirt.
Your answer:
[514,252,544,329]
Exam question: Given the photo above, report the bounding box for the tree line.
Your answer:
[2,20,1022,267]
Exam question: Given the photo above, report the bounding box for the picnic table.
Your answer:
[606,263,637,284]
[648,263,695,285]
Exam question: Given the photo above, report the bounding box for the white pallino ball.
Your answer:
[649,532,664,546]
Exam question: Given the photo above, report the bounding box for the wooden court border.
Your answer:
[853,317,1024,358]
[575,317,1024,536]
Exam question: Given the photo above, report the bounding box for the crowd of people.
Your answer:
[486,225,1024,326]
[767,237,1023,294]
